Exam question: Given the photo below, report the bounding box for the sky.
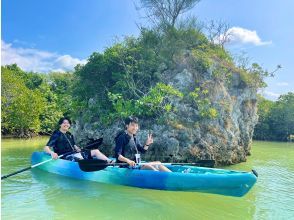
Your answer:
[1,0,294,100]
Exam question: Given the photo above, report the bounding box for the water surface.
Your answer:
[1,138,294,219]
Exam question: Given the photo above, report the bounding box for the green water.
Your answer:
[1,138,294,220]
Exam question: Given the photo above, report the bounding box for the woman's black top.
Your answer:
[46,130,75,155]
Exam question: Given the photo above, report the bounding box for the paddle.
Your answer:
[84,138,103,150]
[1,138,104,180]
[77,159,215,172]
[1,151,75,180]
[168,160,215,167]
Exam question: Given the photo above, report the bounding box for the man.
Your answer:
[44,117,111,162]
[114,116,171,172]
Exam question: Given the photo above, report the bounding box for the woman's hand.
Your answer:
[74,145,81,152]
[50,152,59,160]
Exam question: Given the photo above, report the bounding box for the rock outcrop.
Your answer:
[73,52,258,166]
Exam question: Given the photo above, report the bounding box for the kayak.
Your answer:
[31,152,257,197]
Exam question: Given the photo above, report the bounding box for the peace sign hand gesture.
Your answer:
[145,133,153,146]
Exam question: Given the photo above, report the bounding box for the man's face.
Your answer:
[60,120,70,131]
[126,122,139,135]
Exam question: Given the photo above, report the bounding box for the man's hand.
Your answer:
[127,159,136,167]
[145,133,153,146]
[50,152,59,160]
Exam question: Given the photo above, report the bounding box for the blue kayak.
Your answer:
[31,152,257,197]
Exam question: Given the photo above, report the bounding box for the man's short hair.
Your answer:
[124,116,138,125]
[58,117,72,125]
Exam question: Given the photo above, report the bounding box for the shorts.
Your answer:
[65,151,93,161]
[65,152,84,161]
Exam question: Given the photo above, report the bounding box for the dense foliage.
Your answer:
[71,24,271,126]
[253,93,294,141]
[1,65,73,137]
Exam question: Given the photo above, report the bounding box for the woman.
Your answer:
[44,117,111,162]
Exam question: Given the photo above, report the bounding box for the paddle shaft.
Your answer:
[163,162,214,166]
[77,159,215,172]
[109,162,214,166]
[1,152,71,180]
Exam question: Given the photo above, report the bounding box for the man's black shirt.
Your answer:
[114,131,146,162]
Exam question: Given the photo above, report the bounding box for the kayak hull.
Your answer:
[31,152,257,197]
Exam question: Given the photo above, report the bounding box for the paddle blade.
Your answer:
[77,159,109,172]
[85,138,103,150]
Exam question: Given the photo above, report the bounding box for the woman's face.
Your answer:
[60,120,70,131]
[126,122,139,135]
